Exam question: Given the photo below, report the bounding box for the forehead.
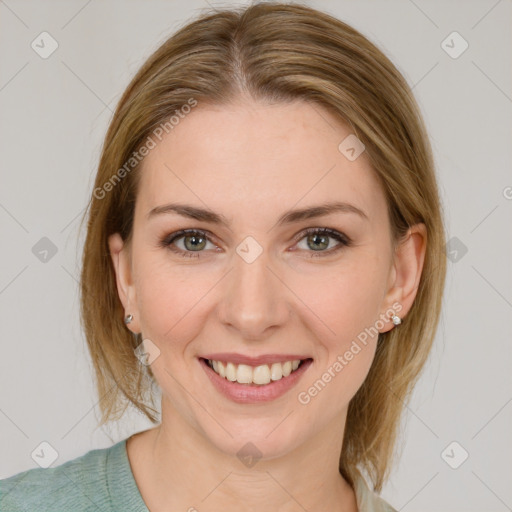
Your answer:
[136,99,387,227]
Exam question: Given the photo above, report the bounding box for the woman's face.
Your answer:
[110,98,407,459]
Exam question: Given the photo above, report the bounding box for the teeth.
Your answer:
[253,364,271,385]
[270,363,282,381]
[225,362,237,381]
[236,364,253,384]
[207,359,303,385]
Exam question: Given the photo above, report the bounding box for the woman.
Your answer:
[0,2,446,511]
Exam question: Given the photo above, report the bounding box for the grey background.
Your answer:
[1,0,511,510]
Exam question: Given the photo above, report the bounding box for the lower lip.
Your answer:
[199,357,313,404]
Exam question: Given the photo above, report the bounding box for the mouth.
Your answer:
[198,356,313,403]
[202,357,310,385]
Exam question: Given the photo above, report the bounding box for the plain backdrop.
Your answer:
[0,0,511,510]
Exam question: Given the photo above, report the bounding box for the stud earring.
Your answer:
[124,314,133,325]
[391,313,402,326]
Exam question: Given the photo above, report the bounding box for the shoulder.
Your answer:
[0,440,124,512]
[354,475,398,512]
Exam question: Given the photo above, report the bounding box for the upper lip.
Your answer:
[201,353,312,366]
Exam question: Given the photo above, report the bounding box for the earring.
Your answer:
[124,314,133,325]
[391,313,402,326]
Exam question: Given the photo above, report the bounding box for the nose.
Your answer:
[217,246,291,341]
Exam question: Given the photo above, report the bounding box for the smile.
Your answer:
[199,356,314,403]
[205,358,303,385]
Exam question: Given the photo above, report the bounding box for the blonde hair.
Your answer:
[80,1,447,492]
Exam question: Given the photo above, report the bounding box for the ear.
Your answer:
[379,223,427,333]
[108,233,140,334]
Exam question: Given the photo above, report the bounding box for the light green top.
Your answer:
[0,438,397,511]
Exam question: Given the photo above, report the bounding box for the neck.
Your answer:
[127,398,358,512]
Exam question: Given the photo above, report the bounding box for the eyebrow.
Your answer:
[147,201,368,227]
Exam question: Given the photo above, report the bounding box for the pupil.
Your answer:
[309,234,328,251]
[185,235,206,251]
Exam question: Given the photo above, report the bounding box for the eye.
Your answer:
[293,227,352,258]
[161,229,217,258]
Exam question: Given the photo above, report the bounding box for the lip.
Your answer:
[201,352,309,366]
[199,357,313,404]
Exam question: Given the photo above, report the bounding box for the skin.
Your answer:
[108,96,426,512]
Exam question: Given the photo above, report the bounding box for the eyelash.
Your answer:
[160,227,352,259]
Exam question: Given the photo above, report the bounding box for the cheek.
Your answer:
[298,280,381,418]
[307,262,385,346]
[134,255,220,345]
[299,260,385,398]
